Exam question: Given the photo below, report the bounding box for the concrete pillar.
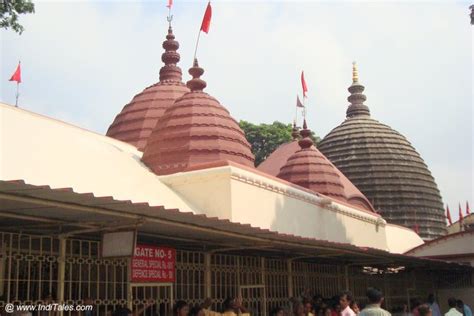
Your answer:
[261,258,267,316]
[205,253,212,298]
[344,265,349,290]
[57,237,66,316]
[287,259,293,298]
[127,257,133,309]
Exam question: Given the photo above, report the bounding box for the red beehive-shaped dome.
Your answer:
[142,59,255,175]
[106,26,189,151]
[278,120,347,201]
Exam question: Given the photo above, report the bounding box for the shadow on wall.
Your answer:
[269,195,353,246]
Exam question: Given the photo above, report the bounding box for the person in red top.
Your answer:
[332,301,342,316]
[411,299,422,316]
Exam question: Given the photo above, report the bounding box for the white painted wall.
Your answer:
[229,167,388,249]
[0,103,196,212]
[385,224,424,253]
[160,164,425,252]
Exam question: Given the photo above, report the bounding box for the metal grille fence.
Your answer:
[292,262,343,298]
[0,232,471,316]
[175,250,205,306]
[265,259,289,311]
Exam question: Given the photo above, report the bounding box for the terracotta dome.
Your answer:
[106,26,189,151]
[318,63,446,240]
[277,120,347,201]
[258,133,375,212]
[142,59,255,175]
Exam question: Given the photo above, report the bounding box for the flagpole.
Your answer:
[295,103,298,127]
[194,1,211,62]
[302,97,307,120]
[167,9,172,27]
[193,30,202,62]
[167,0,173,28]
[15,82,19,107]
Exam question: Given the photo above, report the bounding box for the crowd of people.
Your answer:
[3,288,471,316]
[110,287,473,316]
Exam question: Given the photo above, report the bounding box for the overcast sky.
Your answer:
[1,0,472,221]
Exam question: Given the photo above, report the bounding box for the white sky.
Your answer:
[1,0,472,221]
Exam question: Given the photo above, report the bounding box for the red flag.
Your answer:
[200,2,212,34]
[296,95,304,108]
[301,71,308,97]
[446,205,452,225]
[166,0,173,8]
[459,203,464,222]
[467,201,471,215]
[9,62,21,83]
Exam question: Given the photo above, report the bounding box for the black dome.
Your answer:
[318,64,446,240]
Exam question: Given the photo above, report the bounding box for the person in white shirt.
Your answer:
[445,298,462,316]
[359,288,391,316]
[427,294,441,316]
[340,291,356,316]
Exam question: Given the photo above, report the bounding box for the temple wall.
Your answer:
[0,104,196,212]
[229,169,388,250]
[160,167,233,218]
[385,224,424,253]
[406,232,474,265]
[161,164,392,251]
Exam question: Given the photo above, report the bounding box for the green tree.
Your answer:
[239,120,320,166]
[1,0,35,34]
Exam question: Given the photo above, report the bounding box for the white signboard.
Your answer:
[101,230,136,257]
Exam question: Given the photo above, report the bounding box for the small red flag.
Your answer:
[166,0,173,8]
[200,2,212,34]
[466,201,471,215]
[9,62,21,83]
[301,71,308,98]
[446,205,452,225]
[459,203,464,222]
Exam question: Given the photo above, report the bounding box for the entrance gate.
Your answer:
[130,283,173,316]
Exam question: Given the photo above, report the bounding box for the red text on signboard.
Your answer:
[131,245,176,282]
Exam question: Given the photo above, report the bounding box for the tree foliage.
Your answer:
[239,120,320,166]
[1,0,35,34]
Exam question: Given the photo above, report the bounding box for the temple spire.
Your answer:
[298,119,314,149]
[291,121,300,140]
[159,24,183,82]
[187,58,207,92]
[346,61,370,118]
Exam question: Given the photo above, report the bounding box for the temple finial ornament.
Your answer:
[291,121,300,140]
[159,23,183,82]
[352,61,359,83]
[346,62,370,118]
[187,58,207,92]
[298,119,313,149]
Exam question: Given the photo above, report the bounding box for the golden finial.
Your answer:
[352,61,359,83]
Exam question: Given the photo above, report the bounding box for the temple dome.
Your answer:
[258,140,375,212]
[106,26,189,151]
[277,120,347,202]
[317,63,446,240]
[142,59,255,175]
